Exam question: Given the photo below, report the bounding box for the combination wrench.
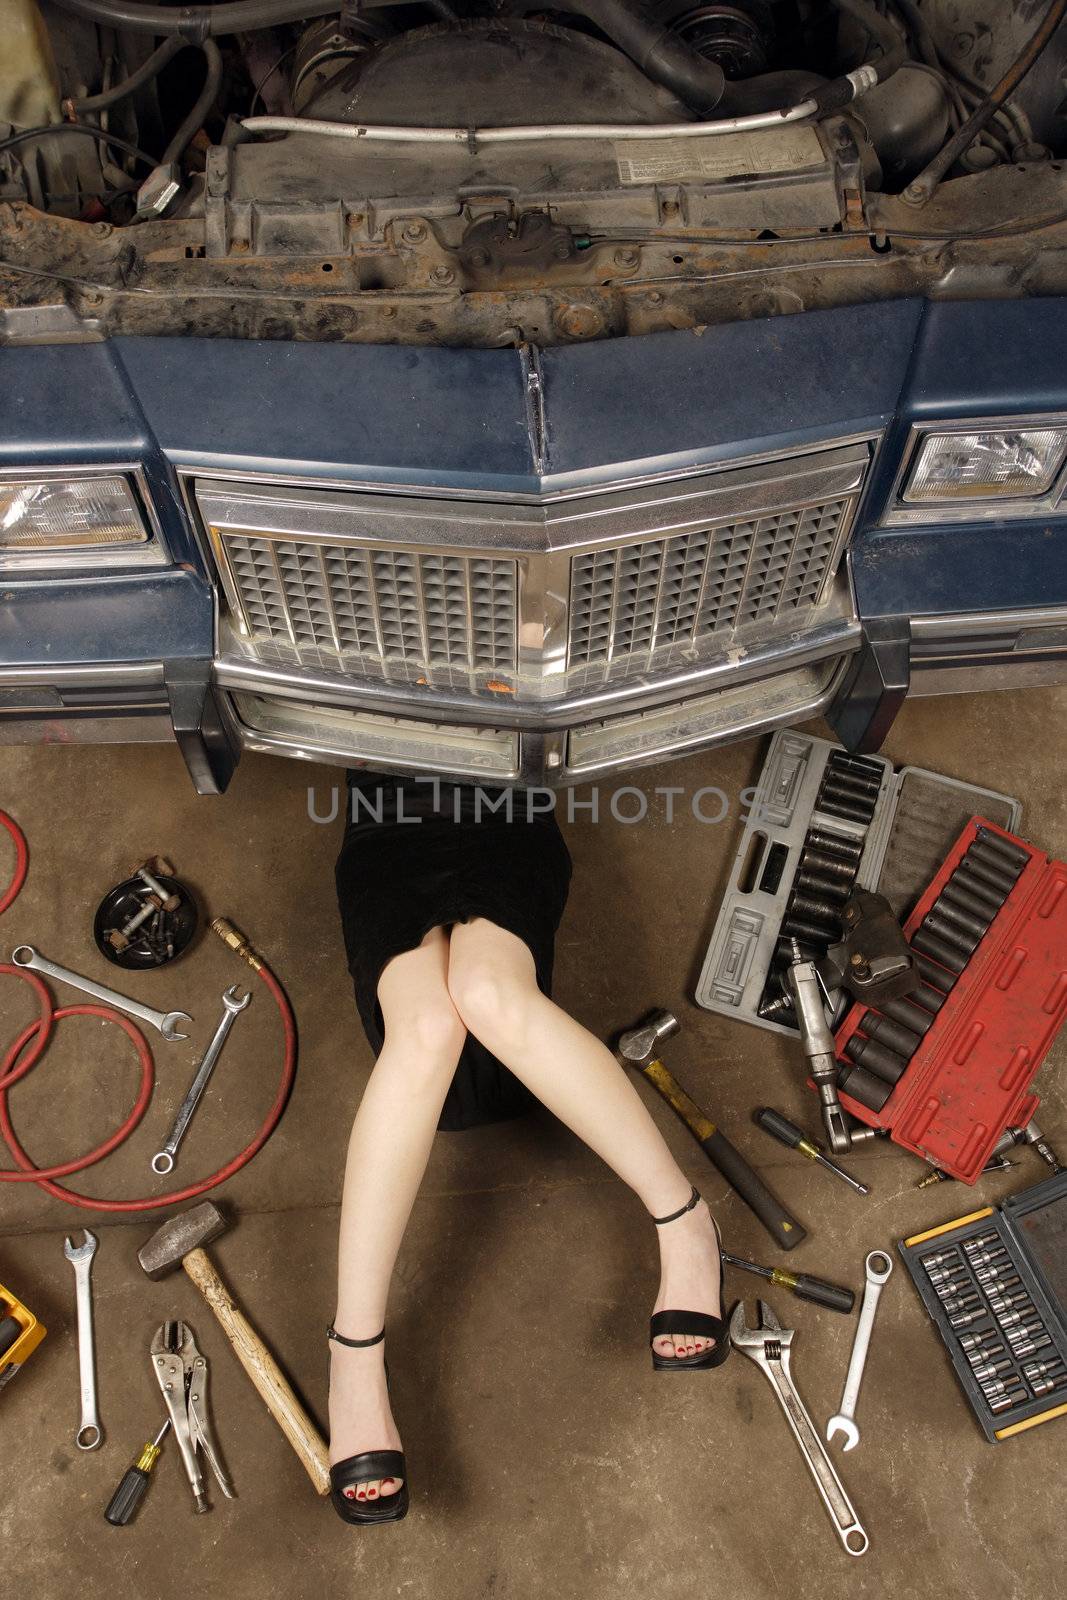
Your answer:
[826,1250,893,1451]
[64,1230,103,1450]
[152,986,251,1174]
[731,1300,869,1557]
[12,945,192,1041]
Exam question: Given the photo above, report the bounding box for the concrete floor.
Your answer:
[1,686,1064,1600]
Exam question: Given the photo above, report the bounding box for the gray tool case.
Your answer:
[695,728,1021,1036]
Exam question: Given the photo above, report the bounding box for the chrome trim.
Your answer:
[0,661,166,687]
[214,603,861,729]
[175,430,881,508]
[884,416,1067,525]
[909,603,1067,643]
[0,465,170,572]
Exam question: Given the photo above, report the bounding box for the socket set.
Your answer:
[695,729,1019,1036]
[900,1171,1067,1442]
[832,819,1067,1181]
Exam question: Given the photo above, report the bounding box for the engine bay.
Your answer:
[2,0,1067,346]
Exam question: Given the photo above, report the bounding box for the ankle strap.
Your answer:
[327,1324,385,1348]
[650,1185,701,1226]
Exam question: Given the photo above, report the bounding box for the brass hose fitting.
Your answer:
[211,917,263,972]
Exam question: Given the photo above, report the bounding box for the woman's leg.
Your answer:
[446,920,722,1361]
[332,927,467,1502]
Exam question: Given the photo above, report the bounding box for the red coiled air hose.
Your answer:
[0,808,296,1211]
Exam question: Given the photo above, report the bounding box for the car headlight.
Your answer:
[0,475,150,550]
[903,427,1067,502]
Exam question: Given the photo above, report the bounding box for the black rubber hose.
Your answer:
[904,0,1067,203]
[161,38,223,163]
[70,37,185,112]
[807,0,907,115]
[42,0,334,41]
[522,0,726,115]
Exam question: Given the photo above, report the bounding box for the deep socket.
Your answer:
[836,1063,892,1112]
[923,911,981,956]
[865,1011,923,1058]
[974,827,1029,867]
[804,827,862,863]
[930,897,989,942]
[912,952,956,994]
[912,927,967,974]
[816,796,874,825]
[879,994,936,1034]
[845,1034,907,1084]
[940,880,1002,924]
[961,850,1017,897]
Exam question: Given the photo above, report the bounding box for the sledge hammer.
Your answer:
[617,1010,806,1251]
[138,1202,330,1495]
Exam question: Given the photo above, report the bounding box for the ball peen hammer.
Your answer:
[617,1010,806,1251]
[137,1202,330,1496]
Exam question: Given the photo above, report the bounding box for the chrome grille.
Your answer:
[568,500,849,670]
[222,533,517,673]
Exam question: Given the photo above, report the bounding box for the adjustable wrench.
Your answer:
[12,945,192,1041]
[730,1300,869,1557]
[826,1250,893,1452]
[64,1230,103,1450]
[152,986,251,1174]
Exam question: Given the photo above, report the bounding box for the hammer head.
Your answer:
[138,1201,228,1280]
[617,1009,679,1064]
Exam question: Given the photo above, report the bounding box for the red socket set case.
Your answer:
[830,819,1067,1182]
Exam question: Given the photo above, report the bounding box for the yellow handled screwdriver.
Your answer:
[755,1108,870,1195]
[105,1420,170,1526]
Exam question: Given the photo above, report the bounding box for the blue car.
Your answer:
[2,0,1065,789]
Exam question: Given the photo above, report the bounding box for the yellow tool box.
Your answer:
[0,1280,46,1391]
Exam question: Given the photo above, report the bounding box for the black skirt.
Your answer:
[335,772,573,1131]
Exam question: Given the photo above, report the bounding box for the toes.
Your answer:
[380,1476,403,1497]
[653,1334,675,1358]
[343,1487,357,1501]
[673,1335,688,1358]
[692,1337,707,1354]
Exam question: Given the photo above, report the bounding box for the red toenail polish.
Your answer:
[344,1489,355,1499]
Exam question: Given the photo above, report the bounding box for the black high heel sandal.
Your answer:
[327,1326,409,1524]
[648,1185,731,1372]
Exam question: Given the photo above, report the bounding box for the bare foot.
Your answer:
[328,1338,404,1503]
[651,1196,724,1360]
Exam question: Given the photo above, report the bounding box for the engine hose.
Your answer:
[558,0,726,115]
[42,0,335,42]
[903,0,1067,204]
[0,810,297,1213]
[161,39,223,164]
[68,37,185,114]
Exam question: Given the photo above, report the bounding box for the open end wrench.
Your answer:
[826,1250,893,1452]
[12,945,192,1041]
[730,1300,869,1558]
[152,985,251,1175]
[63,1229,103,1450]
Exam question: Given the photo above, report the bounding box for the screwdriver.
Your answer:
[754,1107,870,1195]
[104,1420,170,1526]
[722,1252,855,1314]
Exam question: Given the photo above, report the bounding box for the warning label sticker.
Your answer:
[614,126,825,186]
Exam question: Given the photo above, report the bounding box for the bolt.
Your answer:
[430,265,455,286]
[646,290,664,305]
[403,221,426,243]
[553,241,571,261]
[468,247,490,268]
[613,247,639,270]
[92,221,112,238]
[137,867,180,913]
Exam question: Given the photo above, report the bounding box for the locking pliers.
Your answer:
[150,1320,234,1512]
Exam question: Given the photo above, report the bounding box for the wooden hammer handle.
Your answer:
[183,1247,331,1496]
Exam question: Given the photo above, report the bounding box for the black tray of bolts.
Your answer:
[696,728,1020,1037]
[899,1170,1067,1443]
[94,858,197,969]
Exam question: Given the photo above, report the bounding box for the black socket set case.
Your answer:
[695,729,1021,1036]
[899,1171,1067,1443]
